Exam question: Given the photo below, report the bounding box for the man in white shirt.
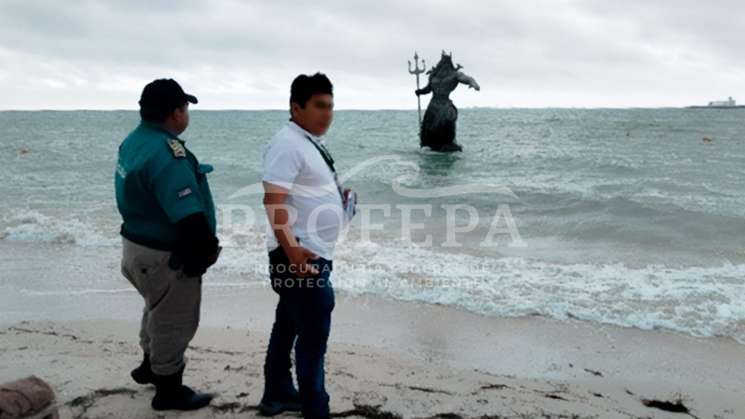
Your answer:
[259,73,353,419]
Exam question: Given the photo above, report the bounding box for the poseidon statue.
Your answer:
[415,51,480,152]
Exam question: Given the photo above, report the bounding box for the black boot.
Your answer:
[131,353,155,385]
[151,367,213,411]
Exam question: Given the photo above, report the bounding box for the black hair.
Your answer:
[290,72,333,110]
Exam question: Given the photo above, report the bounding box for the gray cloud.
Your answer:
[0,0,743,109]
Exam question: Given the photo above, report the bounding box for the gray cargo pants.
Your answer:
[120,237,202,376]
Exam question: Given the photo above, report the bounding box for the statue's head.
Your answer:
[428,51,462,76]
[439,51,454,68]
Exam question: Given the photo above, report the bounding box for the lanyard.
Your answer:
[305,135,336,173]
[304,135,343,200]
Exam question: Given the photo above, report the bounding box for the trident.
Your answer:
[408,51,426,128]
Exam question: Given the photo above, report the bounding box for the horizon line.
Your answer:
[0,106,715,112]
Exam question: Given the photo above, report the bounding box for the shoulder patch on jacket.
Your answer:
[168,139,186,158]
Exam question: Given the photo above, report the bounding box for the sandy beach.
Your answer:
[2,252,744,419]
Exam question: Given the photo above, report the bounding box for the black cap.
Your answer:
[139,79,198,117]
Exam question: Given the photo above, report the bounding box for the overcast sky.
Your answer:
[1,0,743,109]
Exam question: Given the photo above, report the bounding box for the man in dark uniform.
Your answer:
[115,78,220,411]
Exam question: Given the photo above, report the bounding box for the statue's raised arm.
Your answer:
[457,72,480,91]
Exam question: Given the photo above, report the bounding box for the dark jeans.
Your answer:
[262,246,335,419]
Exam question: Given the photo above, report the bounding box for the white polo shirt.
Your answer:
[262,120,344,260]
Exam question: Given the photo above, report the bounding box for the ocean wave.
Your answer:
[206,232,745,344]
[0,210,118,247]
[333,240,745,343]
[2,205,744,345]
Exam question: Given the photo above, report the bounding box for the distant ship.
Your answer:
[689,96,745,109]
